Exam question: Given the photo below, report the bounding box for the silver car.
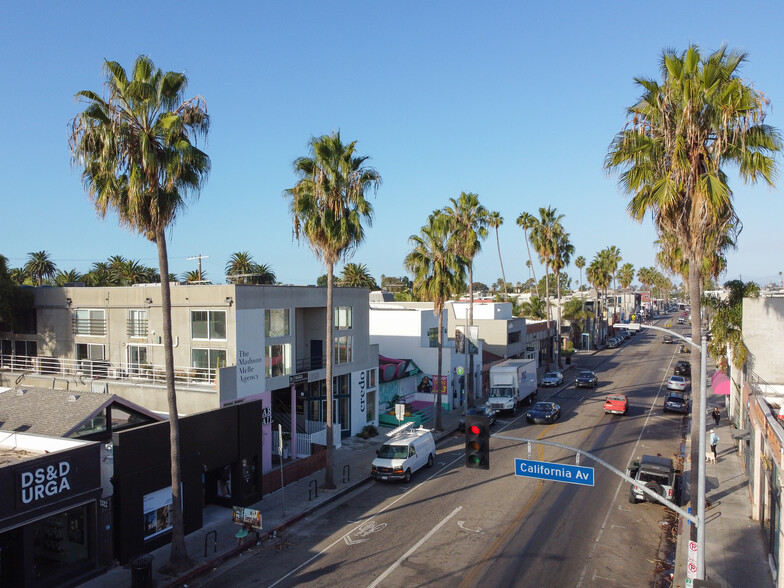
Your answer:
[666,375,688,391]
[541,372,564,387]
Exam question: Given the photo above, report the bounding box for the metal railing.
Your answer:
[72,317,107,336]
[0,354,216,388]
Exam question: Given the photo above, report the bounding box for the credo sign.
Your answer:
[18,461,72,505]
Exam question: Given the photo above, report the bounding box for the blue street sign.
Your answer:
[515,458,594,486]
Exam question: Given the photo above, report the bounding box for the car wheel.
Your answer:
[512,403,518,416]
[404,469,412,483]
[426,453,434,468]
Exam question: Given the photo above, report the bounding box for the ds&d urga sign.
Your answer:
[19,461,72,505]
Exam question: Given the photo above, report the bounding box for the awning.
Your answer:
[711,371,731,395]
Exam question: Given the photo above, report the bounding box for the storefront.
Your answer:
[0,437,101,587]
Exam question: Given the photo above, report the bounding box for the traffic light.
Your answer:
[465,415,490,470]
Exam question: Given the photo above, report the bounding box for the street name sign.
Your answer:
[515,458,594,486]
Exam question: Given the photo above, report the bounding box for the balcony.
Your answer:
[0,354,217,388]
[72,317,107,336]
[127,318,148,338]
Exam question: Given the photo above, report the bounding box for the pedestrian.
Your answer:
[709,429,720,461]
[712,407,721,427]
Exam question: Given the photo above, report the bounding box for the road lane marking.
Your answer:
[366,506,463,588]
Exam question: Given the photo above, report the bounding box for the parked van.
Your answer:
[371,425,436,482]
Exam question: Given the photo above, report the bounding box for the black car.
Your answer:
[674,360,691,376]
[458,405,497,431]
[664,392,689,414]
[575,370,598,388]
[526,401,561,424]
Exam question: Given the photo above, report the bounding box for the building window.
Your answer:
[30,505,91,581]
[265,309,290,337]
[191,310,226,340]
[192,348,226,381]
[128,309,148,337]
[14,340,38,357]
[427,327,438,348]
[265,344,291,378]
[76,343,105,361]
[73,309,106,336]
[367,389,376,423]
[366,368,376,388]
[128,345,148,374]
[334,306,353,330]
[334,335,352,364]
[508,330,521,344]
[334,373,349,396]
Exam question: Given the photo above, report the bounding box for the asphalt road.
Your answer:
[190,326,689,588]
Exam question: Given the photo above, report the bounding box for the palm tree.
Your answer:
[25,251,57,286]
[338,263,377,288]
[586,255,611,346]
[70,55,210,572]
[442,192,489,406]
[183,269,208,283]
[225,251,257,284]
[575,256,586,291]
[528,207,564,326]
[551,229,574,366]
[85,261,113,287]
[488,211,507,301]
[606,44,781,528]
[603,245,622,314]
[286,131,380,489]
[516,212,538,295]
[405,212,466,430]
[54,269,84,286]
[520,295,547,320]
[618,263,635,316]
[113,259,149,285]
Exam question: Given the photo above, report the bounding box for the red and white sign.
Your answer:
[686,540,698,585]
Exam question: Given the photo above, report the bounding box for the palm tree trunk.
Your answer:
[467,264,475,407]
[157,229,192,572]
[524,231,538,296]
[436,305,444,431]
[324,263,336,489]
[495,229,507,301]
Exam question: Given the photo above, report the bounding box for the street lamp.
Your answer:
[626,321,708,581]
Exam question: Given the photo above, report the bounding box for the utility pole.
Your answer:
[187,254,209,283]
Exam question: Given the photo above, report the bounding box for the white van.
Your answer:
[371,426,436,482]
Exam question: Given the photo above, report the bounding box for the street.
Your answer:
[190,327,690,587]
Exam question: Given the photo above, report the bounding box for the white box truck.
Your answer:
[487,359,538,416]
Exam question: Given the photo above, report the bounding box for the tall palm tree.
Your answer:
[25,251,57,286]
[338,263,377,288]
[70,55,210,572]
[225,251,257,284]
[618,263,635,315]
[586,255,611,345]
[405,212,466,430]
[286,131,380,489]
[603,245,622,313]
[516,212,538,295]
[488,211,507,301]
[606,44,781,529]
[442,192,489,406]
[528,207,564,326]
[551,229,574,365]
[575,256,586,291]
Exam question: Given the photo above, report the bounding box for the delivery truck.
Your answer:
[486,358,538,416]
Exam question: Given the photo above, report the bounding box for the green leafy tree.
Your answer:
[442,192,489,406]
[54,269,84,286]
[520,295,547,320]
[70,55,210,572]
[606,45,781,518]
[705,280,759,370]
[286,131,380,489]
[25,251,57,286]
[405,212,466,429]
[85,261,113,286]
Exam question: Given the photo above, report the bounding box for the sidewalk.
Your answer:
[80,407,464,588]
[672,398,774,587]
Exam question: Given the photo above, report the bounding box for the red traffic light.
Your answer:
[464,414,490,470]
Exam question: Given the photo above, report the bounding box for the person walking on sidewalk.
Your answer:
[712,407,721,427]
[709,429,720,461]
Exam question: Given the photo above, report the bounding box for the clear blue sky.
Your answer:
[3,1,783,288]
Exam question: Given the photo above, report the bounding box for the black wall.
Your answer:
[112,400,263,563]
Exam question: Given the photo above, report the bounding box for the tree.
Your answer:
[113,259,150,285]
[520,295,547,320]
[575,256,586,291]
[442,192,489,406]
[70,55,210,572]
[606,44,781,535]
[286,131,380,489]
[586,254,611,345]
[618,263,635,315]
[562,297,592,348]
[551,229,574,365]
[25,251,57,286]
[183,269,208,283]
[704,280,759,370]
[528,207,565,327]
[516,212,538,295]
[85,261,113,287]
[488,211,508,301]
[405,212,466,430]
[225,251,257,284]
[338,263,377,289]
[54,269,84,286]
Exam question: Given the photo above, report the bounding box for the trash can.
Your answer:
[131,554,154,588]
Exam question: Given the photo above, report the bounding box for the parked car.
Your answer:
[603,394,628,415]
[371,427,436,482]
[575,370,598,388]
[540,372,564,387]
[667,375,688,391]
[662,335,674,344]
[677,317,685,324]
[526,401,561,424]
[458,405,497,431]
[674,360,691,376]
[606,337,620,349]
[664,392,689,413]
[627,454,680,505]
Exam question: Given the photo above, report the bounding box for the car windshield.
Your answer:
[489,387,514,398]
[579,372,593,378]
[544,373,557,378]
[607,395,624,401]
[532,403,550,411]
[670,377,684,382]
[377,445,409,459]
